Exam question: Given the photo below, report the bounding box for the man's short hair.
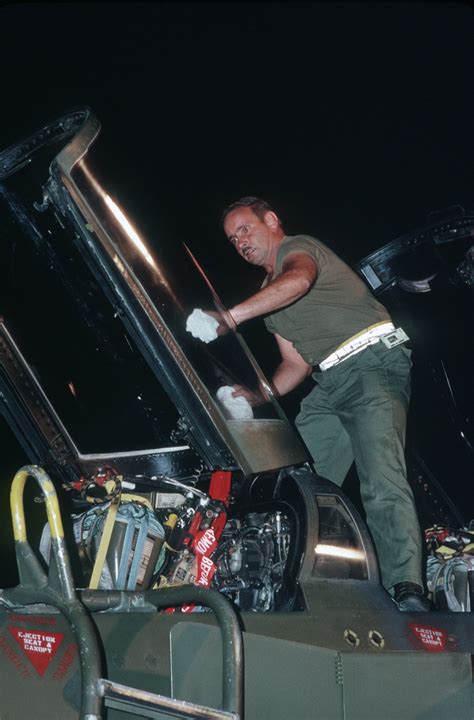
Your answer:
[221,196,276,225]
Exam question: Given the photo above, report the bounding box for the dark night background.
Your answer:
[0,2,473,579]
[1,2,472,263]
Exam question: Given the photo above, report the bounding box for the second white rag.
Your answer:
[216,385,254,421]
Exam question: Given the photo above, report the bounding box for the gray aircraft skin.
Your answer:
[0,109,472,720]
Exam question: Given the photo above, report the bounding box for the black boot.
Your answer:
[392,582,431,612]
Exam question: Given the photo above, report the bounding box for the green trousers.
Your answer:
[295,342,423,592]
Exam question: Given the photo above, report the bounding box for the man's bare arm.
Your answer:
[229,252,318,327]
[272,334,313,396]
[232,334,312,405]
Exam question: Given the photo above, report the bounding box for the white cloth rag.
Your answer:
[186,308,219,343]
[216,385,254,421]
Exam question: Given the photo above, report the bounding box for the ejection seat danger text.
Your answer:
[8,627,64,676]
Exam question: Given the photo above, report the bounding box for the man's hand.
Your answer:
[216,385,254,420]
[231,384,266,407]
[186,308,236,343]
[205,309,237,336]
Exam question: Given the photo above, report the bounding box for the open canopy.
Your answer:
[0,108,308,476]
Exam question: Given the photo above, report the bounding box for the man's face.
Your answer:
[223,207,277,267]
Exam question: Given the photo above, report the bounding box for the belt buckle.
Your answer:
[381,327,409,349]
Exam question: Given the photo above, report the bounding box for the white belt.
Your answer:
[319,322,396,372]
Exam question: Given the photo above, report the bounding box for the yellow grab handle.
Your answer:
[10,465,65,542]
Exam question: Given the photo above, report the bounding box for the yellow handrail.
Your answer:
[10,464,65,542]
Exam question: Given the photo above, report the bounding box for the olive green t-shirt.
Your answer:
[263,235,391,365]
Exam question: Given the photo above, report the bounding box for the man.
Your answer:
[188,196,429,611]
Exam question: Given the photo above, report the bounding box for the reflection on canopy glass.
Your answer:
[72,161,283,422]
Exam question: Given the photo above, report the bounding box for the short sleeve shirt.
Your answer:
[263,235,391,365]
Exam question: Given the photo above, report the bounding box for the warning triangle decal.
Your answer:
[8,627,64,676]
[408,623,448,652]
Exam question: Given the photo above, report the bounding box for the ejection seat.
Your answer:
[0,464,244,720]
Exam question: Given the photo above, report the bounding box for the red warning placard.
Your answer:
[409,624,448,652]
[8,627,64,676]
